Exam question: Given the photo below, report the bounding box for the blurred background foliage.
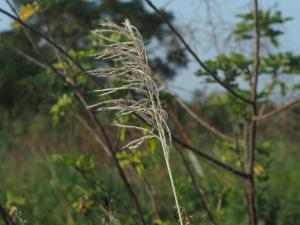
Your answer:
[0,0,300,225]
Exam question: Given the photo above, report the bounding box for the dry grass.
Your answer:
[89,19,184,225]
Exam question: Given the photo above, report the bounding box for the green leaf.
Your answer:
[234,9,292,46]
[50,94,73,125]
[76,155,96,171]
[120,127,126,142]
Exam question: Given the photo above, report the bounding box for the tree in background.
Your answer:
[0,0,187,112]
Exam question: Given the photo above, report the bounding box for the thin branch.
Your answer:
[253,96,300,121]
[139,172,162,221]
[247,0,260,176]
[5,0,40,55]
[169,110,204,177]
[134,109,248,179]
[0,40,74,87]
[2,43,146,225]
[134,105,249,179]
[252,0,260,102]
[172,94,234,143]
[143,0,252,104]
[73,111,111,155]
[0,8,72,66]
[1,42,48,69]
[0,204,15,225]
[203,0,221,54]
[160,79,234,143]
[172,136,251,179]
[73,165,122,221]
[175,145,218,225]
[244,1,260,224]
[0,7,100,87]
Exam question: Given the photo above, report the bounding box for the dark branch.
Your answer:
[253,96,300,121]
[143,0,252,104]
[0,8,146,221]
[175,145,218,225]
[172,135,251,179]
[0,205,15,225]
[0,7,100,88]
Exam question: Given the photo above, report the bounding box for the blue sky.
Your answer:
[150,0,300,100]
[1,0,299,101]
[0,1,12,30]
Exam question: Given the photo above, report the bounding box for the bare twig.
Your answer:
[5,0,40,55]
[169,110,204,177]
[173,136,251,179]
[0,204,15,225]
[0,7,97,86]
[135,103,249,179]
[253,96,300,121]
[174,145,218,225]
[0,41,147,225]
[172,94,234,143]
[252,1,260,101]
[73,111,111,155]
[139,173,162,221]
[143,0,252,104]
[0,42,48,69]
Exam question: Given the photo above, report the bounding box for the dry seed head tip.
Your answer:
[89,19,171,154]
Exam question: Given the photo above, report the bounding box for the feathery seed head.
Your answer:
[89,19,171,155]
[89,19,184,225]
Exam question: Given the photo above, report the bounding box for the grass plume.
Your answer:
[89,19,184,225]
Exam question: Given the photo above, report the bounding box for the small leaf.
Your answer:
[120,127,126,142]
[254,164,265,175]
[12,4,40,28]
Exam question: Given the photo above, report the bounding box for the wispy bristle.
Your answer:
[89,19,183,225]
[89,19,171,154]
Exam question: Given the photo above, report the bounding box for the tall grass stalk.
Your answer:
[89,19,184,225]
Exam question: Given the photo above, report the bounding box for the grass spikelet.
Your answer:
[89,19,184,225]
